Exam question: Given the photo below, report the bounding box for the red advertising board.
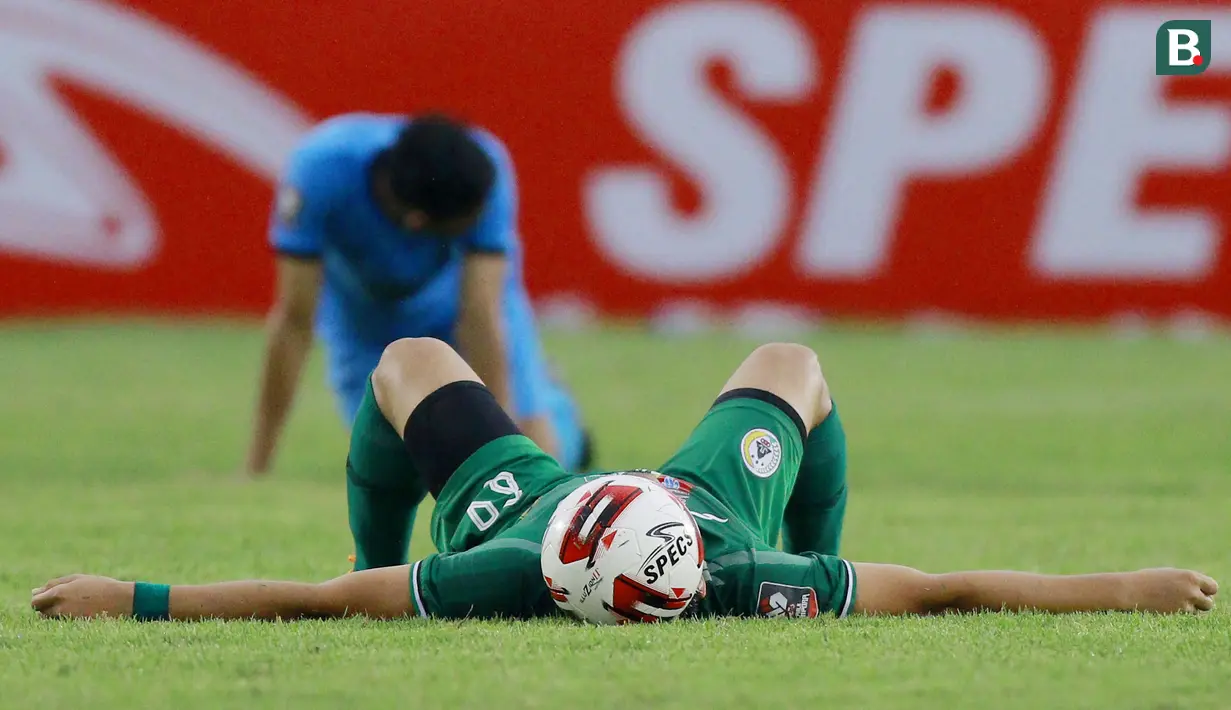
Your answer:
[1,0,1228,320]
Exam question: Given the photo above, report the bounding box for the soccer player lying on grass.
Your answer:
[32,339,1218,623]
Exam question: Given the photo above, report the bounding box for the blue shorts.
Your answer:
[322,288,588,472]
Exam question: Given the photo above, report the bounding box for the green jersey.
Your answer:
[409,397,857,621]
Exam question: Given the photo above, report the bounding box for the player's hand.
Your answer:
[241,453,272,479]
[241,465,270,480]
[1125,568,1218,613]
[30,574,135,619]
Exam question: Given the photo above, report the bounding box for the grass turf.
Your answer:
[1,321,1229,709]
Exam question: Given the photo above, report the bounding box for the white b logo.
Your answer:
[1168,29,1202,66]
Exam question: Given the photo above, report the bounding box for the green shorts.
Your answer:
[659,395,806,545]
[427,392,806,555]
[429,434,577,555]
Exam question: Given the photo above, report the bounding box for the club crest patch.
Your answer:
[275,186,302,225]
[740,428,781,478]
[757,582,819,619]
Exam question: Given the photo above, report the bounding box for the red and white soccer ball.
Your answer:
[540,473,705,625]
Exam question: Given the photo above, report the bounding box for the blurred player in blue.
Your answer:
[243,113,592,482]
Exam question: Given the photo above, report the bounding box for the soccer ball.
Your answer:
[540,472,705,625]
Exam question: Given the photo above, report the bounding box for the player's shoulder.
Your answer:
[466,126,516,180]
[288,113,403,180]
[298,113,403,153]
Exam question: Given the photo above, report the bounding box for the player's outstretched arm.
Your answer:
[244,256,322,477]
[851,563,1218,616]
[31,566,413,621]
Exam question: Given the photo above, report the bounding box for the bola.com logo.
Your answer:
[1157,20,1212,75]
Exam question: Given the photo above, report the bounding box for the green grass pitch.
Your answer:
[1,321,1229,708]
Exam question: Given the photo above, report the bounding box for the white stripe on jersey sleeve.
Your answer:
[410,560,428,619]
[838,559,856,619]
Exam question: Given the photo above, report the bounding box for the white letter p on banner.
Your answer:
[798,7,1049,277]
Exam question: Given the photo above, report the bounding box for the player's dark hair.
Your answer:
[383,114,497,221]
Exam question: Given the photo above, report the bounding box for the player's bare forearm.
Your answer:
[170,570,413,620]
[245,256,321,476]
[176,580,329,620]
[519,415,562,462]
[458,252,512,410]
[32,568,414,621]
[935,570,1134,613]
[456,309,511,409]
[456,313,561,457]
[245,311,313,475]
[32,576,323,620]
[853,563,1218,616]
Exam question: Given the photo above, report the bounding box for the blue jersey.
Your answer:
[267,114,586,472]
[270,113,520,349]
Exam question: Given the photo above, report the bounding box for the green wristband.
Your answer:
[132,582,171,621]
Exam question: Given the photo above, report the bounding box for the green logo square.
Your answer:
[1157,20,1211,75]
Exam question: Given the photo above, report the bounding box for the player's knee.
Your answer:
[749,343,832,421]
[750,342,819,372]
[373,338,454,392]
[371,338,474,424]
[378,337,454,366]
